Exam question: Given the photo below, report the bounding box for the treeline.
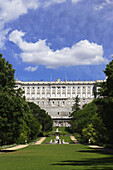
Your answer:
[69,59,113,145]
[0,54,53,145]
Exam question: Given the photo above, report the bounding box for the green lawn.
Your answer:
[42,135,74,144]
[0,144,113,170]
[44,127,70,136]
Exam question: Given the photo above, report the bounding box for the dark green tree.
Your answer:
[28,102,53,132]
[0,54,41,145]
[0,54,15,90]
[72,95,80,112]
[70,101,107,144]
[95,59,113,144]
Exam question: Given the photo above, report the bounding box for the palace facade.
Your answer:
[16,78,103,127]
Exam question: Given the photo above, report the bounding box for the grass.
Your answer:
[44,127,70,136]
[42,127,73,144]
[0,144,113,170]
[42,135,74,144]
[0,143,17,150]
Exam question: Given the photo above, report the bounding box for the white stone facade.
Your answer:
[16,78,103,127]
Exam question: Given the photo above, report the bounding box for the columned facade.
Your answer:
[16,78,103,127]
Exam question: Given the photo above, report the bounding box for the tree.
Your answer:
[28,102,53,132]
[0,54,41,145]
[72,95,80,112]
[95,59,113,144]
[0,54,15,90]
[70,101,107,144]
[97,59,113,97]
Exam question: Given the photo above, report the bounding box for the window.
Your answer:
[27,87,29,89]
[33,87,34,89]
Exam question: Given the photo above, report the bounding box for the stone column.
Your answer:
[80,86,82,98]
[40,87,42,98]
[30,87,32,100]
[91,86,93,98]
[55,86,57,97]
[86,86,87,98]
[45,86,47,98]
[35,86,37,99]
[60,86,62,97]
[66,86,67,97]
[50,87,52,97]
[75,86,77,96]
[70,86,72,98]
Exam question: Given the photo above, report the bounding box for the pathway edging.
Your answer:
[35,137,46,144]
[70,135,80,144]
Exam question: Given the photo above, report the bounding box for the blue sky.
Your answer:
[0,0,113,81]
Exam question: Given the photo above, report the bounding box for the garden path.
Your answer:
[35,137,46,144]
[70,135,80,144]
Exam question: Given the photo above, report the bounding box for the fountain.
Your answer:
[49,123,69,144]
[54,124,61,144]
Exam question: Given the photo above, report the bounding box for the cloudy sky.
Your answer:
[0,0,113,81]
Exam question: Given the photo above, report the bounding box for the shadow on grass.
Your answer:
[0,150,16,153]
[52,157,113,169]
[51,148,113,170]
[78,148,113,155]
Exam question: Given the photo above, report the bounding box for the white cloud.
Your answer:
[0,29,10,48]
[71,0,82,4]
[9,30,108,69]
[0,0,83,48]
[43,0,66,7]
[0,0,39,48]
[94,0,113,10]
[0,0,39,24]
[25,66,38,72]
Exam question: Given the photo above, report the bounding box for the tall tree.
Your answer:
[28,102,53,132]
[0,54,41,145]
[0,54,15,90]
[72,95,80,112]
[96,59,113,144]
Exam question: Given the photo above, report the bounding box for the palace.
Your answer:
[16,78,103,127]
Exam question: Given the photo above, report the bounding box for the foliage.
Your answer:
[0,54,41,145]
[82,124,97,144]
[70,95,80,119]
[69,59,113,145]
[72,95,80,112]
[70,101,107,144]
[95,59,113,144]
[98,59,113,97]
[28,102,53,132]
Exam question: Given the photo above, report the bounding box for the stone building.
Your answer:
[16,78,103,127]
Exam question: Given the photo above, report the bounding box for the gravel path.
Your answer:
[0,144,29,153]
[88,145,103,149]
[35,137,46,144]
[70,136,80,144]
